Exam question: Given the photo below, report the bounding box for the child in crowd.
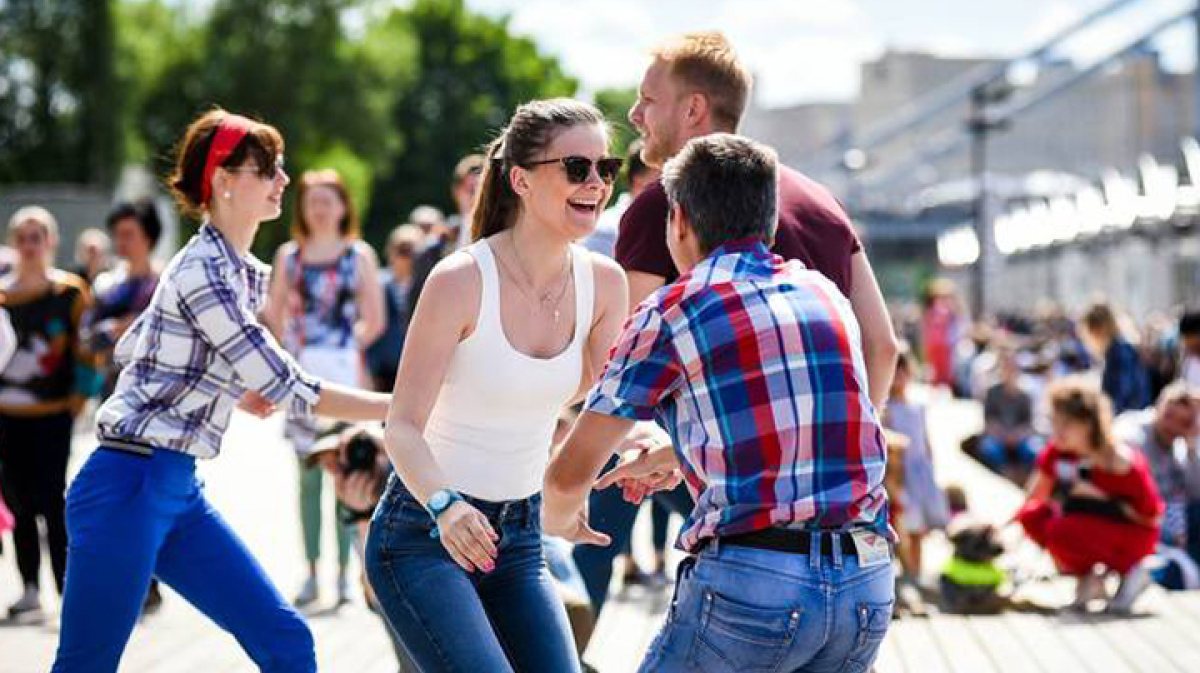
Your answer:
[884,347,950,583]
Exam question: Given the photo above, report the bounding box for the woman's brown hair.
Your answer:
[291,169,359,241]
[1048,376,1115,456]
[471,98,607,242]
[167,109,284,219]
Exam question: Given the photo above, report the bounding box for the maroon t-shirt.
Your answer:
[615,165,862,294]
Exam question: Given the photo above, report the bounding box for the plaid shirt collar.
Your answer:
[683,237,798,283]
[198,222,270,303]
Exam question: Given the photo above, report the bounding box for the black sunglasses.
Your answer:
[524,156,623,185]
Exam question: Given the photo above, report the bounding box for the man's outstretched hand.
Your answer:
[543,503,611,547]
[595,448,682,504]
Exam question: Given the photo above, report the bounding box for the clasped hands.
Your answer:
[544,424,682,546]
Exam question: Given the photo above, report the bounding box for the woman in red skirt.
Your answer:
[1017,376,1162,614]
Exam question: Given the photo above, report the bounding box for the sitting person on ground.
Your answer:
[980,348,1041,484]
[1119,382,1200,590]
[1016,377,1163,614]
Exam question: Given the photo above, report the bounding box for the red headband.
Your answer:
[200,114,256,204]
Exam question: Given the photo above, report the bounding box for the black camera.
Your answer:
[341,430,381,475]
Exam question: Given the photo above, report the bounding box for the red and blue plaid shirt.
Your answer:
[586,239,889,552]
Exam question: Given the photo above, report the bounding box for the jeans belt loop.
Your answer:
[831,531,845,570]
[809,530,822,571]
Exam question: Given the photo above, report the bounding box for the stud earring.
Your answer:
[223,192,231,199]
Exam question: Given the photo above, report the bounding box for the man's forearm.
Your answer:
[544,412,639,516]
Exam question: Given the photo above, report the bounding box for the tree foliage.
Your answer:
[363,0,577,237]
[0,0,121,184]
[0,0,581,255]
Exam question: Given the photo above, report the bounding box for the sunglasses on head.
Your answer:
[524,156,622,185]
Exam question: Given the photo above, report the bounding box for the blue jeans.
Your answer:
[365,477,579,673]
[574,457,694,612]
[53,448,315,672]
[639,535,894,673]
[979,434,1040,472]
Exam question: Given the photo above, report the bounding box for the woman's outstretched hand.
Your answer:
[237,391,277,418]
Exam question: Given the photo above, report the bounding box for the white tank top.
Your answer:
[423,240,594,501]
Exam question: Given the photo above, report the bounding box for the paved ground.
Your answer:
[0,411,396,672]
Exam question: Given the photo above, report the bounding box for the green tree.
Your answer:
[113,1,197,166]
[363,0,577,237]
[136,0,407,255]
[0,0,121,185]
[594,86,639,158]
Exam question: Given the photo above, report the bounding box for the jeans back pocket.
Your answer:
[842,600,893,673]
[690,589,800,672]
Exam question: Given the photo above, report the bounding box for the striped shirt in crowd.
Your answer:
[585,239,890,553]
[96,224,320,459]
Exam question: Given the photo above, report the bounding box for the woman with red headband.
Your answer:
[51,109,392,673]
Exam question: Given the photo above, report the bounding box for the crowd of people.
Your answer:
[0,25,1197,673]
[882,279,1200,616]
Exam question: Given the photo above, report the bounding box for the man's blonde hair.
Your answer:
[651,31,753,132]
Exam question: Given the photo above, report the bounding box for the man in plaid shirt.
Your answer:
[545,134,894,672]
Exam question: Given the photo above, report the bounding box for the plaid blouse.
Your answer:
[95,224,321,459]
[585,239,889,552]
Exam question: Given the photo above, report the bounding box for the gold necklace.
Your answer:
[501,234,572,322]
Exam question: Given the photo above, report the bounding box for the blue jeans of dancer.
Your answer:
[53,447,315,673]
[365,477,579,673]
[639,534,894,673]
[574,456,694,612]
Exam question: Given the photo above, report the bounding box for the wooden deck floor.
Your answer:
[4,394,1200,672]
[582,393,1200,673]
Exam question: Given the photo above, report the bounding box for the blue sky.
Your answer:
[464,0,1199,107]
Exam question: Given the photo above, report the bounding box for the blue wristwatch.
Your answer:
[426,489,464,539]
[427,488,463,520]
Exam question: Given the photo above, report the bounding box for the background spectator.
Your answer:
[1081,301,1151,415]
[1017,378,1162,614]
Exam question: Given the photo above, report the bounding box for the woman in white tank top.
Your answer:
[365,99,629,672]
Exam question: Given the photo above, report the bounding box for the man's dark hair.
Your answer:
[105,200,162,247]
[660,133,777,255]
[1181,311,1200,337]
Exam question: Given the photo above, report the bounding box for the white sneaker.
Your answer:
[1107,564,1152,615]
[294,576,319,608]
[336,576,351,606]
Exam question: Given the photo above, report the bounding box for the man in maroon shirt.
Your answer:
[618,31,898,406]
[569,30,901,622]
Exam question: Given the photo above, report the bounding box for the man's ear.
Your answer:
[685,92,710,128]
[669,203,689,244]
